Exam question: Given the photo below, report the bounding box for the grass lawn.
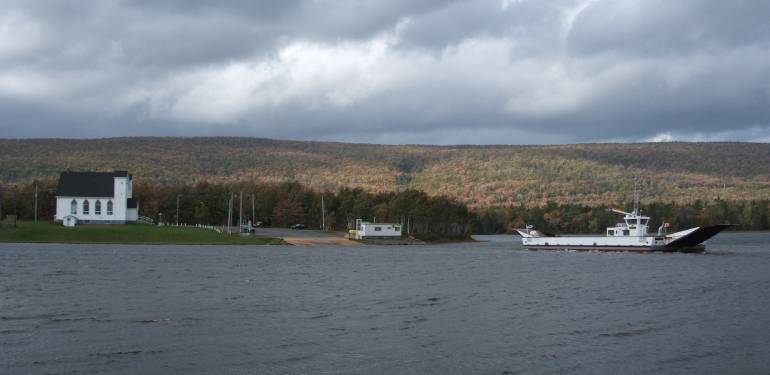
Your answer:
[0,221,286,245]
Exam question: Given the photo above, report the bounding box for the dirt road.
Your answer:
[252,227,360,246]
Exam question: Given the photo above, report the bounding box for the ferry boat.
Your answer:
[515,204,733,253]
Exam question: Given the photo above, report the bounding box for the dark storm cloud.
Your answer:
[567,1,770,57]
[0,0,769,144]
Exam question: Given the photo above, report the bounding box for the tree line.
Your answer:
[2,180,768,236]
[0,180,474,239]
[472,199,770,234]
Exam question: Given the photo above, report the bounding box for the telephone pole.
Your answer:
[175,194,181,226]
[13,187,17,227]
[238,191,243,229]
[226,192,233,234]
[33,182,38,224]
[0,184,4,222]
[320,194,325,231]
[251,194,255,225]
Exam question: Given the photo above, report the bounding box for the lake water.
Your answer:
[2,233,769,374]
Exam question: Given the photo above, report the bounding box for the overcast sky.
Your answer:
[1,0,769,144]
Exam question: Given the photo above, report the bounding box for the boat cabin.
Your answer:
[606,209,650,237]
[353,219,402,240]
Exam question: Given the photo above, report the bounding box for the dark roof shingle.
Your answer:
[56,171,130,197]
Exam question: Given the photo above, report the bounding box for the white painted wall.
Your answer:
[55,175,136,223]
[126,208,138,221]
[113,177,129,220]
[55,196,122,222]
[55,197,71,221]
[356,223,402,239]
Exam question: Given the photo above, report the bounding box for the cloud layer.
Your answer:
[1,0,769,144]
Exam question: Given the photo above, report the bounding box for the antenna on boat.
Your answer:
[634,190,639,215]
[633,181,640,215]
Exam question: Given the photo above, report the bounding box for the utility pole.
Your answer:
[33,182,38,224]
[321,194,325,231]
[0,184,5,223]
[226,192,233,235]
[175,194,181,226]
[251,194,255,226]
[12,186,17,227]
[239,191,243,229]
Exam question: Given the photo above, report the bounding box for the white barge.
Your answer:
[515,206,732,253]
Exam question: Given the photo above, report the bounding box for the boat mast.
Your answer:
[633,181,640,215]
[633,190,638,215]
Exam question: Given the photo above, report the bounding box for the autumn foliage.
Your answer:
[1,138,768,208]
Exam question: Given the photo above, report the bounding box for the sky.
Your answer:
[1,0,769,144]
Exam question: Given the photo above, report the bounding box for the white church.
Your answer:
[54,171,139,226]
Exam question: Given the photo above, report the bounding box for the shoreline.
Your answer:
[2,222,476,246]
[0,240,470,246]
[0,240,287,246]
[0,222,287,246]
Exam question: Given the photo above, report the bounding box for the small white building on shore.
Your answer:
[54,170,139,225]
[353,219,402,240]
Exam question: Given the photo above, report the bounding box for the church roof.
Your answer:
[56,171,130,197]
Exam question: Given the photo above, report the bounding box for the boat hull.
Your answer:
[517,224,733,253]
[524,244,705,253]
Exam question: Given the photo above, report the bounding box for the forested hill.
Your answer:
[1,137,768,207]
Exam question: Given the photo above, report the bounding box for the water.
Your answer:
[2,233,769,374]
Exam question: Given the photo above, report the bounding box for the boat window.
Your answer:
[640,219,648,225]
[623,230,630,236]
[608,230,614,235]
